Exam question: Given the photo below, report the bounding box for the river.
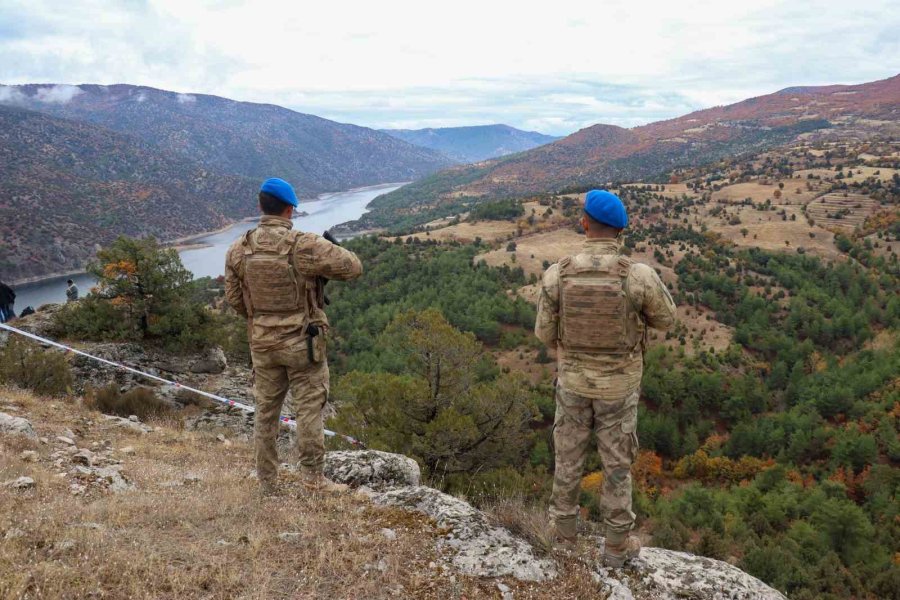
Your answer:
[12,183,402,310]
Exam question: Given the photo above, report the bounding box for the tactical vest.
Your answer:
[240,228,308,317]
[558,254,644,354]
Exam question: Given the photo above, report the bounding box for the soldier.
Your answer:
[534,189,676,567]
[66,279,79,303]
[225,178,363,495]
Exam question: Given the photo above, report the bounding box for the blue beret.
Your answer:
[584,189,627,229]
[260,178,299,207]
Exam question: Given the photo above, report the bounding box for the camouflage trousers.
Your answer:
[251,341,329,486]
[550,386,640,543]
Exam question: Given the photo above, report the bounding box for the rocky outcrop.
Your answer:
[324,450,420,490]
[0,412,37,438]
[593,545,786,600]
[368,485,557,582]
[327,450,786,598]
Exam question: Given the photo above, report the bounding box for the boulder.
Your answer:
[370,485,557,582]
[0,413,36,438]
[325,450,421,490]
[189,347,227,374]
[592,543,787,600]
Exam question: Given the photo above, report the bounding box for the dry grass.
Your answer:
[0,387,605,599]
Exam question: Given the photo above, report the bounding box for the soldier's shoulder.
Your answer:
[626,260,657,279]
[541,262,561,284]
[225,234,248,259]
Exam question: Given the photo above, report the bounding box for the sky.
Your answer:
[1,0,898,136]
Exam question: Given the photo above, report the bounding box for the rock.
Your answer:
[189,347,227,374]
[0,413,36,438]
[119,446,136,455]
[278,532,311,545]
[72,449,94,466]
[3,528,26,540]
[497,582,513,600]
[93,465,133,493]
[371,485,556,582]
[186,406,256,438]
[19,450,38,462]
[101,415,152,434]
[590,540,786,600]
[183,473,203,485]
[4,476,36,491]
[380,527,397,541]
[325,450,421,490]
[53,539,76,552]
[56,436,75,446]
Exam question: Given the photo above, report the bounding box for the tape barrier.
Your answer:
[0,322,363,447]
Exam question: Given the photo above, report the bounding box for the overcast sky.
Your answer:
[1,0,898,135]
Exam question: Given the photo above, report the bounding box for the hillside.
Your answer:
[0,355,784,599]
[381,124,558,163]
[1,84,454,197]
[349,74,900,232]
[0,104,257,282]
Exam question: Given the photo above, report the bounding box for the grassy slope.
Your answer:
[0,386,598,599]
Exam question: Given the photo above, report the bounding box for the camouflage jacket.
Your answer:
[225,216,363,352]
[535,238,676,399]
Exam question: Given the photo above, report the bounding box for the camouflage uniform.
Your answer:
[225,215,362,486]
[535,238,675,543]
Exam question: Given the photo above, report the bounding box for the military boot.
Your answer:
[603,534,641,568]
[300,474,349,494]
[550,515,578,550]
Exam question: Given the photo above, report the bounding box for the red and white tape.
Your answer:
[0,322,363,447]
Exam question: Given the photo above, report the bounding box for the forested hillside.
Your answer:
[346,74,900,233]
[0,83,455,281]
[382,124,558,163]
[318,132,899,599]
[0,105,256,281]
[4,84,453,197]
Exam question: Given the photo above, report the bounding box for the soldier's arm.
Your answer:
[295,235,363,281]
[534,263,561,348]
[224,243,248,318]
[629,263,676,331]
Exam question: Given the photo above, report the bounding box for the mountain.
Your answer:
[0,83,457,282]
[381,124,559,163]
[0,103,257,282]
[1,83,454,198]
[352,74,900,231]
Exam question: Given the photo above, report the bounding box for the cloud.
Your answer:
[176,93,196,104]
[0,0,897,135]
[0,85,26,104]
[34,84,83,103]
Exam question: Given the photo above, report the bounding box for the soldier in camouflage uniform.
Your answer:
[225,178,362,495]
[535,189,676,567]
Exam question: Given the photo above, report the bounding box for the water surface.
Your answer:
[13,183,401,310]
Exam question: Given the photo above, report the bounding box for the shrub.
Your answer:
[85,384,172,419]
[0,337,72,396]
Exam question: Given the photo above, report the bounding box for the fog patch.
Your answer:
[176,93,196,104]
[35,84,84,104]
[0,86,27,104]
[135,91,148,103]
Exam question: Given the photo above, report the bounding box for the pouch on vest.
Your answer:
[559,255,642,354]
[241,229,304,315]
